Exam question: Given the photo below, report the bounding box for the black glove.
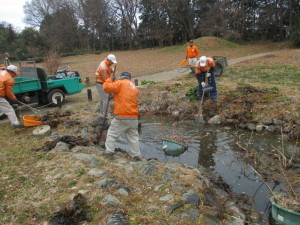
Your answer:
[10,99,19,105]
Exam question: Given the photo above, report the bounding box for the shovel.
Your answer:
[16,100,40,115]
[195,88,205,124]
[98,65,117,145]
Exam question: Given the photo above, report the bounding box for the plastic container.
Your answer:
[162,139,188,156]
[23,115,43,127]
[269,196,300,225]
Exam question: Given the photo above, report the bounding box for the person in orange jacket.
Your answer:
[103,72,141,161]
[186,40,200,73]
[94,54,117,116]
[0,65,23,128]
[195,56,217,101]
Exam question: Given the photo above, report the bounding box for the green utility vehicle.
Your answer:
[13,65,84,106]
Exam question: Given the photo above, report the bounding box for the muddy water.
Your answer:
[115,115,296,220]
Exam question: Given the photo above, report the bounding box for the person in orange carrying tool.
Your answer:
[195,56,217,101]
[0,65,24,128]
[103,72,142,162]
[186,40,200,73]
[94,54,117,117]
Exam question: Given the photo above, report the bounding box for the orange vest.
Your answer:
[0,70,16,101]
[186,45,200,58]
[103,78,139,118]
[195,57,215,74]
[95,59,112,83]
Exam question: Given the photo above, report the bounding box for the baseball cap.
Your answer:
[7,65,20,74]
[107,54,117,64]
[189,40,193,43]
[199,56,207,67]
[120,72,131,80]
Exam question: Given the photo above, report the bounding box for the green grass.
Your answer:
[225,64,300,86]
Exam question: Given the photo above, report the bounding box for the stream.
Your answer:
[115,115,297,222]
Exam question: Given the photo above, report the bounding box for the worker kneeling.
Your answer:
[103,72,141,161]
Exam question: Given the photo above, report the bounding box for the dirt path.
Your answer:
[135,50,286,82]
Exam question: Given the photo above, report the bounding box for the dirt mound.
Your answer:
[193,36,239,51]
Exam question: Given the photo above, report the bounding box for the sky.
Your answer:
[0,0,28,31]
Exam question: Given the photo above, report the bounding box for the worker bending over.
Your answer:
[103,72,141,161]
[0,65,23,128]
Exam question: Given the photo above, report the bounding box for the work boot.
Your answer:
[132,156,142,162]
[12,124,24,128]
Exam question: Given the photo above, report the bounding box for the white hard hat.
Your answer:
[199,56,207,67]
[7,65,20,74]
[107,54,117,64]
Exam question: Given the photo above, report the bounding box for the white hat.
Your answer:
[107,54,117,64]
[7,65,20,74]
[199,56,207,67]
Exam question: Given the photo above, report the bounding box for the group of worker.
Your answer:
[0,41,217,161]
[186,40,217,101]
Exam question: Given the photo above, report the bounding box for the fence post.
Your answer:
[87,89,92,101]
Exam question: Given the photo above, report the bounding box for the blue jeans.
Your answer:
[196,71,217,100]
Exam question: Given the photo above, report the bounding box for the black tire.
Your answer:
[47,89,65,107]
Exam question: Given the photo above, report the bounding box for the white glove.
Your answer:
[201,82,206,88]
[206,73,211,78]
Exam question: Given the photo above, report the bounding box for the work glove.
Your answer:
[206,73,211,78]
[201,82,207,88]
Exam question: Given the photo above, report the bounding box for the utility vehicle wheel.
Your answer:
[47,89,65,107]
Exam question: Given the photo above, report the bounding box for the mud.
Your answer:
[49,193,91,225]
[32,135,92,152]
[41,111,73,128]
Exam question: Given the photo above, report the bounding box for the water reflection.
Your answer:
[115,115,290,220]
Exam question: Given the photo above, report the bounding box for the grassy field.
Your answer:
[1,37,299,224]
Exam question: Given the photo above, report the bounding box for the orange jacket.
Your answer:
[195,57,215,74]
[95,59,112,83]
[186,45,200,58]
[103,78,139,118]
[0,70,16,101]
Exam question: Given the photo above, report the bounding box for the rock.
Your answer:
[124,164,134,174]
[248,210,262,223]
[162,172,173,183]
[106,210,130,225]
[116,186,131,196]
[181,189,200,206]
[239,123,247,129]
[208,115,223,124]
[32,125,51,136]
[273,119,283,125]
[71,146,85,153]
[166,203,184,215]
[261,118,273,125]
[266,125,276,133]
[154,184,164,191]
[73,153,98,162]
[115,157,128,164]
[102,195,120,207]
[81,128,88,137]
[159,194,174,202]
[225,201,246,220]
[148,205,159,213]
[53,141,70,152]
[164,165,179,173]
[139,108,147,113]
[247,123,256,131]
[87,168,107,177]
[283,126,291,133]
[224,217,244,225]
[256,125,264,132]
[138,161,158,176]
[180,209,200,220]
[96,178,117,189]
[170,183,185,191]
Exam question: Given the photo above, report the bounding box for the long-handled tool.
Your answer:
[98,65,117,145]
[16,100,40,115]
